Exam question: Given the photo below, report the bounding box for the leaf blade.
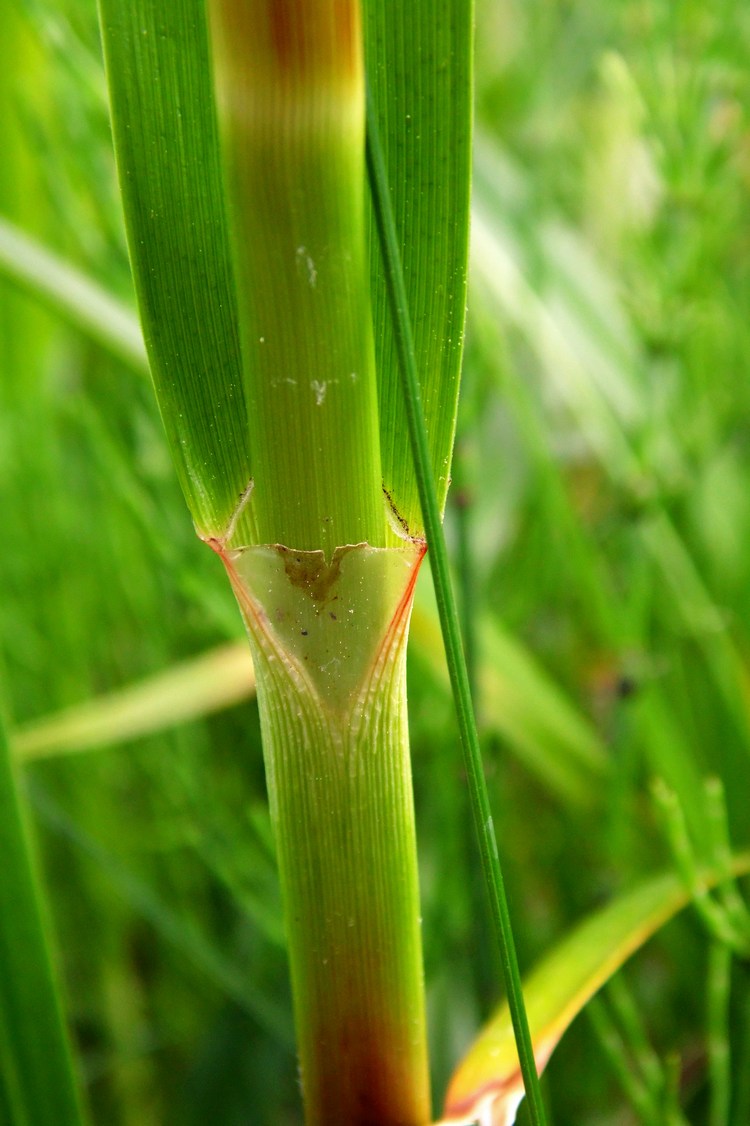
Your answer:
[0,706,86,1126]
[97,0,249,537]
[0,217,147,374]
[440,856,750,1126]
[13,644,255,761]
[365,0,474,533]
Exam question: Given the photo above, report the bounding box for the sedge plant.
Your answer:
[95,1,544,1123]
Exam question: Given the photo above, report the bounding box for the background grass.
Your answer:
[3,0,750,1122]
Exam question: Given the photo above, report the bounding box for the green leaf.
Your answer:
[97,0,250,539]
[0,704,86,1126]
[477,618,606,803]
[439,855,750,1126]
[12,644,255,762]
[410,600,607,808]
[28,785,292,1047]
[365,0,473,533]
[0,216,147,374]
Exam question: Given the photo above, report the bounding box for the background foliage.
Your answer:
[3,0,750,1122]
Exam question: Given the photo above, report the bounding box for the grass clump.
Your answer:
[3,1,750,1124]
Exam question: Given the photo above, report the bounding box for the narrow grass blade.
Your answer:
[27,783,293,1047]
[12,644,255,762]
[478,619,606,794]
[440,856,750,1126]
[0,217,147,374]
[366,88,547,1126]
[470,135,645,494]
[586,996,662,1126]
[0,705,86,1126]
[97,0,250,539]
[707,941,732,1126]
[472,135,750,762]
[410,603,607,808]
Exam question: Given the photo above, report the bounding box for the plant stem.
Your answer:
[708,941,732,1126]
[587,996,659,1125]
[209,0,385,554]
[219,539,430,1125]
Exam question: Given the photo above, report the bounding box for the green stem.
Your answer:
[730,965,750,1126]
[219,539,430,1125]
[708,941,732,1126]
[605,975,663,1092]
[0,701,86,1126]
[209,0,386,554]
[587,996,660,1126]
[366,87,548,1126]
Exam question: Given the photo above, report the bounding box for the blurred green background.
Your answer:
[3,0,750,1122]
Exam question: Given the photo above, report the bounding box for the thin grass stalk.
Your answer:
[605,975,663,1092]
[0,218,148,374]
[729,972,750,1126]
[587,997,659,1125]
[365,88,548,1126]
[0,700,86,1126]
[708,941,732,1126]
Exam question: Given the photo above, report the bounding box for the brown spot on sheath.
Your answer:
[382,484,413,539]
[277,544,354,604]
